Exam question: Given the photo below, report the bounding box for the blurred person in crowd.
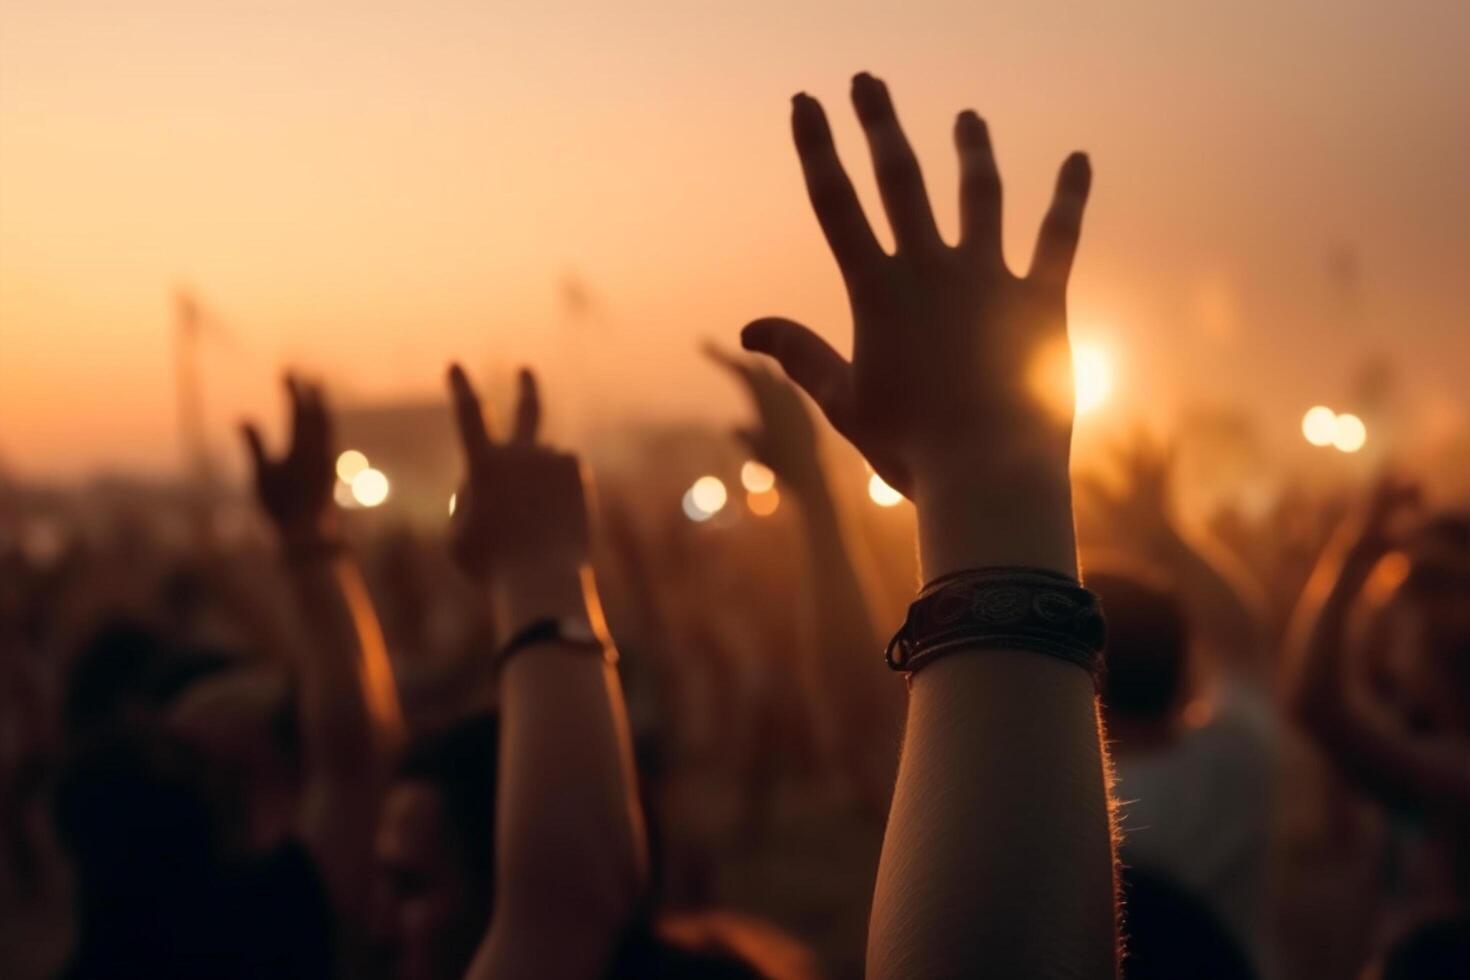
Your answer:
[436,364,818,980]
[1080,436,1277,975]
[1288,478,1470,953]
[1090,568,1265,979]
[52,377,406,978]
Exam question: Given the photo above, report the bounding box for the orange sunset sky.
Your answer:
[2,0,1467,481]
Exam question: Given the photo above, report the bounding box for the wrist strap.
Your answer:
[496,617,613,670]
[885,566,1105,681]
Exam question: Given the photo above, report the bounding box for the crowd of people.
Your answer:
[2,74,1468,979]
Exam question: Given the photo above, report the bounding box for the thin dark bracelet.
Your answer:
[496,617,615,671]
[885,566,1105,682]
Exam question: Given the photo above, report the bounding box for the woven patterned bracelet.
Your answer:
[884,566,1106,680]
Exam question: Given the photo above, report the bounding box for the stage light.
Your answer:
[690,475,728,515]
[1072,343,1112,416]
[747,487,780,516]
[682,488,712,522]
[1302,406,1337,447]
[868,473,903,507]
[741,461,776,494]
[351,468,390,508]
[1333,413,1367,453]
[336,449,369,482]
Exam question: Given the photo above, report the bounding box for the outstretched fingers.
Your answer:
[850,73,942,254]
[740,318,855,436]
[511,368,541,446]
[955,111,1003,266]
[240,422,268,471]
[1028,152,1092,291]
[447,363,494,460]
[791,93,884,281]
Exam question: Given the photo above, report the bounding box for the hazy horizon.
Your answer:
[3,0,1467,483]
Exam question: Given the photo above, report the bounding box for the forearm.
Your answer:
[288,556,404,768]
[475,565,647,979]
[795,475,903,810]
[1283,528,1370,732]
[866,472,1117,979]
[869,653,1115,979]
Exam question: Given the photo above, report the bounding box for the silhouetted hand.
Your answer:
[446,364,589,586]
[241,376,337,546]
[1080,430,1179,552]
[704,343,825,499]
[1347,475,1421,567]
[742,73,1091,576]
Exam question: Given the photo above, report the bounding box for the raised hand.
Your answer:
[1079,429,1179,552]
[1348,475,1422,567]
[446,364,589,589]
[704,343,824,498]
[741,73,1091,578]
[241,375,337,545]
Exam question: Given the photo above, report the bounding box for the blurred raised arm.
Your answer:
[1285,478,1470,814]
[707,345,902,818]
[240,377,405,933]
[742,74,1116,978]
[448,366,647,980]
[1082,433,1269,676]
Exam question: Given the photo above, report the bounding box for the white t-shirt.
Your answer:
[1113,684,1278,975]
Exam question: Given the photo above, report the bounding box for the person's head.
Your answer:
[1362,916,1470,980]
[1120,866,1255,980]
[54,722,230,924]
[375,714,499,980]
[1089,566,1191,738]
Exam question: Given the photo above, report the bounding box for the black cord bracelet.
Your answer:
[885,566,1106,681]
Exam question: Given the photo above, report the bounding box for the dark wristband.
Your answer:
[496,616,613,670]
[885,566,1105,680]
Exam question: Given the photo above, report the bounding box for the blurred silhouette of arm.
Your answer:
[241,378,405,933]
[1082,436,1268,675]
[1286,479,1470,814]
[743,74,1115,978]
[707,345,902,818]
[447,366,647,980]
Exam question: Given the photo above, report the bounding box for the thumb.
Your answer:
[740,318,854,435]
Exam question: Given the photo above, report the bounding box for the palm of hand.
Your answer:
[447,365,589,581]
[706,345,824,494]
[742,73,1091,498]
[241,377,336,540]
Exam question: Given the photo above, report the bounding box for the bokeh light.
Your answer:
[1333,413,1367,453]
[351,467,390,508]
[746,487,780,516]
[1072,343,1113,416]
[681,488,712,522]
[448,492,457,516]
[1301,406,1337,447]
[336,449,369,482]
[868,473,904,507]
[740,461,776,494]
[690,475,728,515]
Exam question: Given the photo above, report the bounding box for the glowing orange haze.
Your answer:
[2,1,1467,480]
